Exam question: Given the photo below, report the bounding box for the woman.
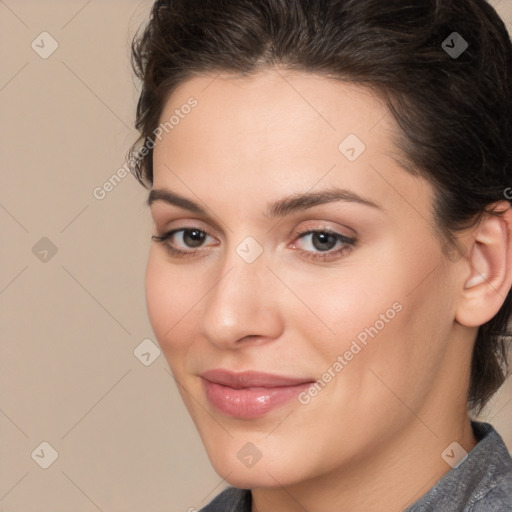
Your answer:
[129,0,512,510]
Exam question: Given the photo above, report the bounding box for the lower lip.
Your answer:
[201,378,313,419]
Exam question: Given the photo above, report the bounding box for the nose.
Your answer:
[199,255,284,350]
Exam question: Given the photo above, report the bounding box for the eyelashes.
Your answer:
[152,227,357,262]
[152,228,216,259]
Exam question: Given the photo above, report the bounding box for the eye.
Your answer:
[291,229,356,262]
[152,226,356,262]
[152,228,217,258]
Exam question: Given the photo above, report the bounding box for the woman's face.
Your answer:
[146,70,470,489]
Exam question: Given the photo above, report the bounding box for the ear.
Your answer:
[455,200,512,327]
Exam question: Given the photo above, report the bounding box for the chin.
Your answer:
[214,464,293,490]
[203,441,306,489]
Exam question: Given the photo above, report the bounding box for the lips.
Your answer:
[200,369,315,419]
[200,369,314,388]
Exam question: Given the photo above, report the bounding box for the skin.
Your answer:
[145,69,512,512]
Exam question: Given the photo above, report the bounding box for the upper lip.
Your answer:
[200,369,314,389]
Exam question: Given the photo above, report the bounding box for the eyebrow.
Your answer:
[147,186,384,218]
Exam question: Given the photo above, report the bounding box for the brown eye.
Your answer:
[182,229,207,248]
[291,229,357,262]
[151,227,217,258]
[310,232,338,251]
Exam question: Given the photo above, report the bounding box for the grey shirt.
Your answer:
[199,421,512,511]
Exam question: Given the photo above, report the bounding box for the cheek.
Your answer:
[298,243,450,384]
[279,257,402,357]
[325,268,455,422]
[144,250,201,361]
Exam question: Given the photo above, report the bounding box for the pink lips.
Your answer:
[200,369,314,419]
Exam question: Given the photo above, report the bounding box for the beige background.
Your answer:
[1,1,512,511]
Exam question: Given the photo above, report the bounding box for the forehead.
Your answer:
[152,69,433,224]
[157,69,392,151]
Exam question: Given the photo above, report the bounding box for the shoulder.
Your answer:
[466,467,512,512]
[406,421,512,512]
[466,422,512,512]
[199,487,251,512]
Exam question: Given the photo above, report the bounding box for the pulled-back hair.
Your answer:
[129,0,512,414]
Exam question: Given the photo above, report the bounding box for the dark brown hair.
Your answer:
[129,0,512,414]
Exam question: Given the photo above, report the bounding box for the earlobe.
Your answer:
[456,201,512,327]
